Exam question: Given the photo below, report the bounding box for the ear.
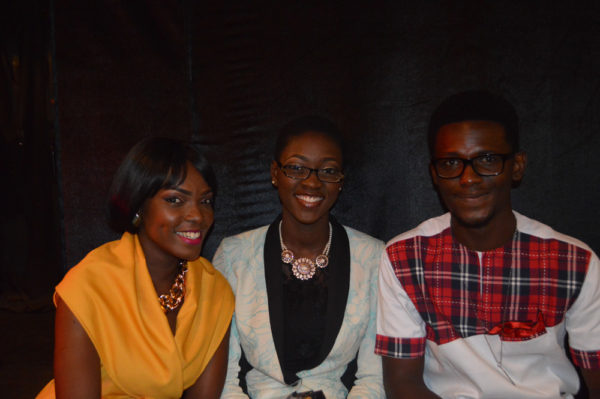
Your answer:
[270,160,279,186]
[511,151,527,183]
[429,162,439,188]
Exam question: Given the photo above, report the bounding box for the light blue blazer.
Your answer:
[213,222,385,399]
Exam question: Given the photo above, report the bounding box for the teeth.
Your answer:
[177,231,200,239]
[296,195,323,203]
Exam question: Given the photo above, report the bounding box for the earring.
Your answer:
[338,186,342,191]
[132,211,142,227]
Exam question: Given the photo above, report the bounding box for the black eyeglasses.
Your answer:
[277,161,344,183]
[432,153,514,179]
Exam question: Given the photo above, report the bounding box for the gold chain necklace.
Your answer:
[158,260,188,313]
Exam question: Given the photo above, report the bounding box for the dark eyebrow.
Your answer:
[169,187,214,197]
[172,187,192,196]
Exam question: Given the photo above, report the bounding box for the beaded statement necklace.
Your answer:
[278,221,332,281]
[158,259,188,313]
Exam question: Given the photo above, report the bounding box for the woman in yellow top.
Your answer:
[37,137,234,399]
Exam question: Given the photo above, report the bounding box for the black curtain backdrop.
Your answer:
[0,2,597,397]
[13,1,599,287]
[0,0,61,309]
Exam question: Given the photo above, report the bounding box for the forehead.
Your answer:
[433,120,511,157]
[280,131,342,160]
[172,162,211,191]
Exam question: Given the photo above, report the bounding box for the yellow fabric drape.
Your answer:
[37,232,234,399]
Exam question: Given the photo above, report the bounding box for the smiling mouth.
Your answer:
[177,231,201,239]
[295,194,324,206]
[176,231,204,245]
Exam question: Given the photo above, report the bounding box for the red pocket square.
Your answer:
[488,312,547,341]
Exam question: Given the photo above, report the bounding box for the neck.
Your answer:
[451,211,516,251]
[137,233,181,287]
[280,214,331,255]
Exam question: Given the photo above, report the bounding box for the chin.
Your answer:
[177,249,203,262]
[288,207,327,226]
[451,210,494,229]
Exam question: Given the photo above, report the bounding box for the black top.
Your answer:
[264,216,350,386]
[282,239,330,374]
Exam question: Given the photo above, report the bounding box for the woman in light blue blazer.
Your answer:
[213,116,384,398]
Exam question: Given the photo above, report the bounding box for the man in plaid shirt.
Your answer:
[376,90,600,398]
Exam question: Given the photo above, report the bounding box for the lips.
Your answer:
[454,191,489,205]
[295,193,324,208]
[459,193,485,199]
[176,231,203,245]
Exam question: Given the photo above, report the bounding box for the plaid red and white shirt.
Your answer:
[376,212,600,399]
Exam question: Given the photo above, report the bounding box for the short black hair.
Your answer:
[274,115,344,164]
[107,137,216,234]
[428,90,519,156]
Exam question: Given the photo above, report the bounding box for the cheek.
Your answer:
[328,186,341,201]
[491,176,513,194]
[277,179,295,197]
[204,209,215,226]
[435,181,455,199]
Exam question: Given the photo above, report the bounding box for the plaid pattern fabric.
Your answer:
[570,348,600,368]
[374,335,425,358]
[386,227,591,346]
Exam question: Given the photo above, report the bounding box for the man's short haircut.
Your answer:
[107,137,216,234]
[274,115,344,164]
[428,90,519,156]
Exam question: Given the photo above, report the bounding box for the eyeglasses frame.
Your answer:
[431,153,515,179]
[276,161,344,183]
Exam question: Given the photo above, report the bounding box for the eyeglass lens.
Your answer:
[281,165,342,182]
[434,154,506,178]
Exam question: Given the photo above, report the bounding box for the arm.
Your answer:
[376,245,438,398]
[581,368,600,399]
[211,242,249,399]
[183,327,230,399]
[54,294,101,399]
[346,298,385,399]
[566,252,600,399]
[382,357,439,399]
[219,318,250,398]
[347,241,385,398]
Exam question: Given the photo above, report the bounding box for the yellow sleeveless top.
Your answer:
[37,232,234,399]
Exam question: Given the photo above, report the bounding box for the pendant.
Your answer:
[281,249,294,264]
[292,258,316,280]
[315,254,328,268]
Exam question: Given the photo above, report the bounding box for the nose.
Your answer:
[459,162,482,185]
[302,169,323,187]
[186,203,213,226]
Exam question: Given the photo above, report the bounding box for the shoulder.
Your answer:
[342,225,385,276]
[190,257,231,286]
[514,211,595,252]
[218,224,269,252]
[189,257,234,302]
[385,213,450,249]
[58,234,132,289]
[343,225,384,249]
[212,225,270,280]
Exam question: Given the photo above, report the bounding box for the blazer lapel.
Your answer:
[264,217,291,382]
[316,219,350,363]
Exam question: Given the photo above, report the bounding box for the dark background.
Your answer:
[1,1,599,397]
